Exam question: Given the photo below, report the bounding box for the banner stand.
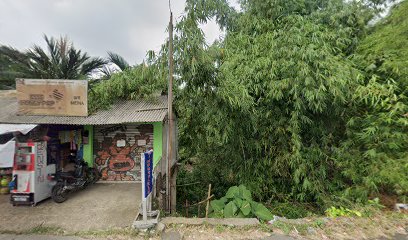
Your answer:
[133,150,159,229]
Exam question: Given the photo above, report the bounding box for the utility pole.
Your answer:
[167,11,175,213]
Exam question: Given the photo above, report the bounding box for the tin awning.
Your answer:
[0,124,38,135]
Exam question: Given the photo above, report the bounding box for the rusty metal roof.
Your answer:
[0,91,168,125]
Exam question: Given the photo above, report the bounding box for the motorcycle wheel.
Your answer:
[51,183,67,203]
[89,168,101,183]
[92,168,101,183]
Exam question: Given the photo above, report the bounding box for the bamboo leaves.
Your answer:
[88,0,407,204]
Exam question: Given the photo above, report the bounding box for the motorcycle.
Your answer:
[50,158,100,203]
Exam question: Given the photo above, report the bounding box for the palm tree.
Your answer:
[0,35,107,80]
[0,54,23,89]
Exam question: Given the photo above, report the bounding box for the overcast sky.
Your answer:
[0,0,237,64]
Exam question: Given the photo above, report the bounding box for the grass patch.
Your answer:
[293,223,310,236]
[258,222,274,233]
[0,225,64,236]
[268,202,319,219]
[312,218,326,228]
[26,225,64,235]
[0,229,21,235]
[269,217,330,236]
[215,224,225,233]
[271,221,295,234]
[0,225,145,239]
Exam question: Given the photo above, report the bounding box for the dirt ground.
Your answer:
[160,213,408,240]
[0,214,406,239]
[0,183,141,232]
[0,188,407,240]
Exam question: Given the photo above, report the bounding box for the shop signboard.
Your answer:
[16,79,88,116]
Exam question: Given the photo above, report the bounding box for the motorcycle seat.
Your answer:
[59,171,75,178]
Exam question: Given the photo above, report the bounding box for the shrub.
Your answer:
[209,185,274,221]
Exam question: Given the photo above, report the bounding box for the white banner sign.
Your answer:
[0,124,37,135]
[0,140,15,168]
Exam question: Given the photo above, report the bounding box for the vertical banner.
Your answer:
[141,150,153,222]
[35,142,46,184]
[143,150,153,198]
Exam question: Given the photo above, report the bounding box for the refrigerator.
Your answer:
[10,141,56,206]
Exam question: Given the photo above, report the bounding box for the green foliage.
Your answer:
[98,52,132,80]
[0,0,404,216]
[0,54,25,89]
[175,0,372,206]
[107,51,130,71]
[176,161,233,216]
[367,198,385,209]
[174,0,407,209]
[334,0,408,201]
[358,0,408,91]
[0,35,106,80]
[269,202,317,219]
[313,219,326,228]
[88,62,166,113]
[82,0,407,210]
[325,206,362,218]
[210,185,274,221]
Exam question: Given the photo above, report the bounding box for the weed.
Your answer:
[313,219,326,228]
[368,198,384,208]
[26,225,64,235]
[0,230,19,235]
[272,221,294,234]
[215,224,225,233]
[269,202,317,219]
[294,224,309,235]
[258,222,273,233]
[325,206,362,217]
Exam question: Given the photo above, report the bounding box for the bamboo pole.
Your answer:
[205,184,212,218]
[186,194,214,207]
[185,199,189,217]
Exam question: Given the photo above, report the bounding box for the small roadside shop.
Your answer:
[0,79,177,209]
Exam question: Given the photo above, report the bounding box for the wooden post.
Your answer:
[185,199,189,217]
[205,184,212,218]
[167,11,175,213]
[170,165,177,212]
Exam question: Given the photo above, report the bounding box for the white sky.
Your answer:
[0,0,239,64]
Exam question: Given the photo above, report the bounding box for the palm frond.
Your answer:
[80,57,107,76]
[107,51,130,70]
[99,65,114,79]
[27,44,55,78]
[44,35,59,65]
[0,45,30,66]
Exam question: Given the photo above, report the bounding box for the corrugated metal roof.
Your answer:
[0,92,168,125]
